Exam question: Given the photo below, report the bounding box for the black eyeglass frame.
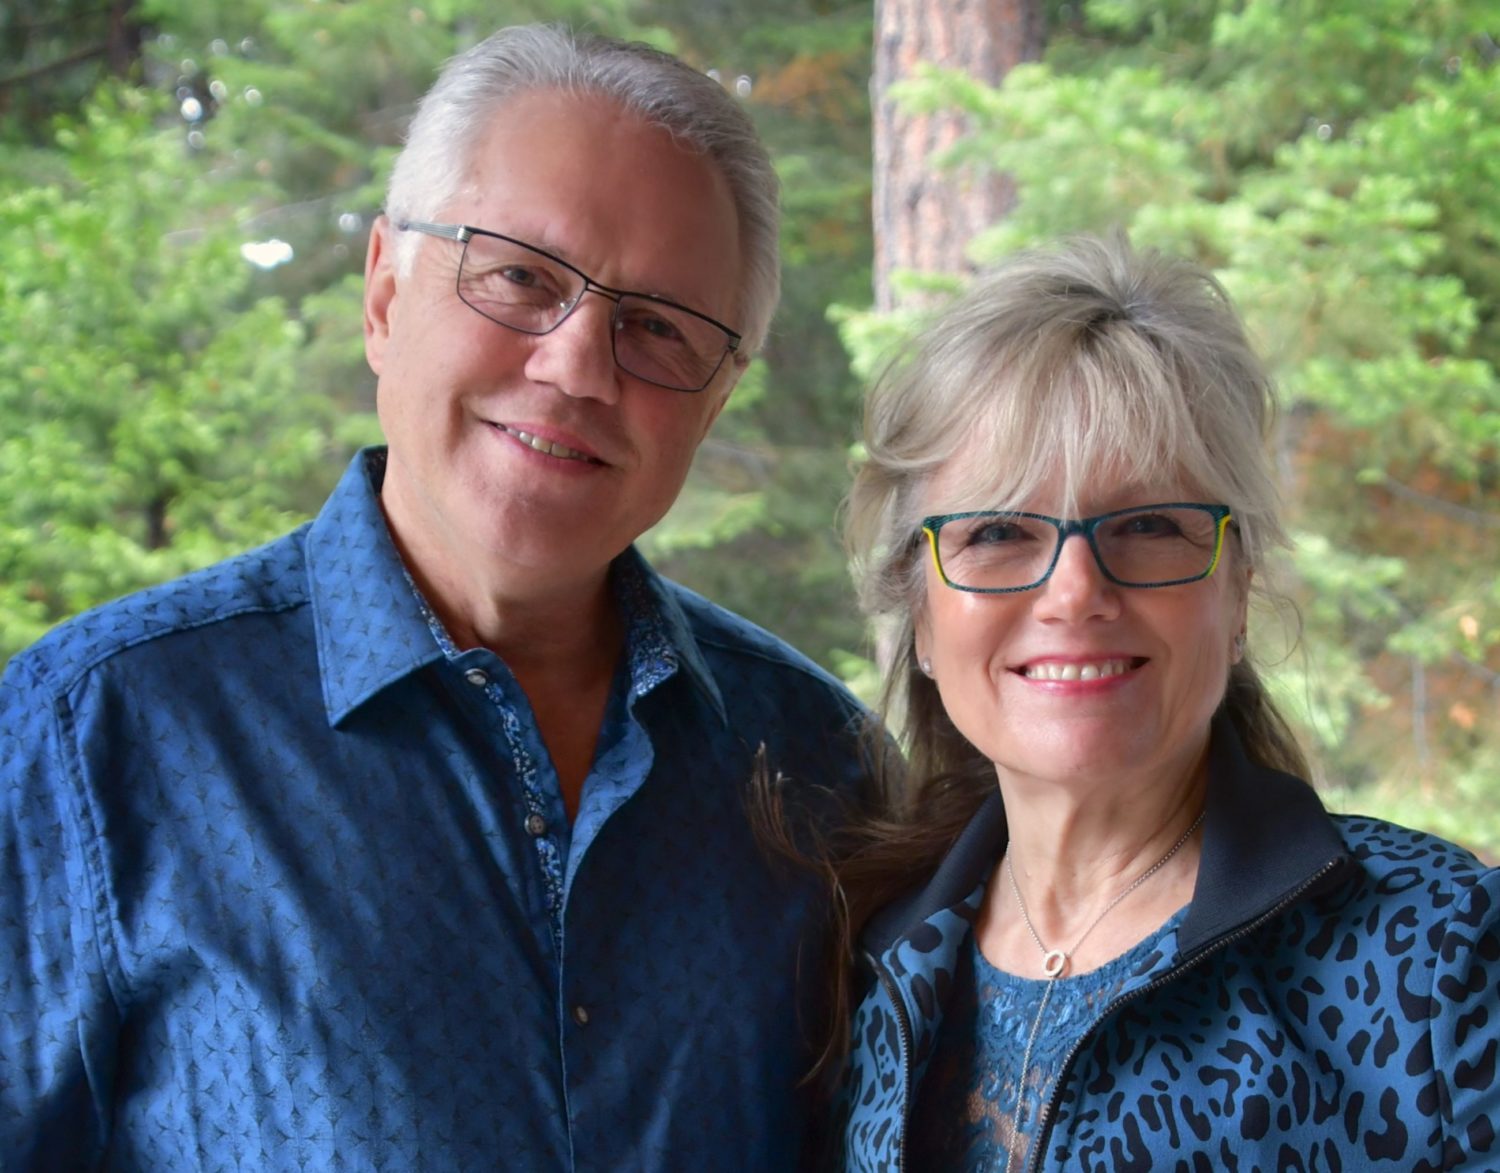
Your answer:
[919,502,1235,594]
[396,220,742,393]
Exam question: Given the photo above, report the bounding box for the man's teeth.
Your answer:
[1024,660,1131,681]
[502,425,590,462]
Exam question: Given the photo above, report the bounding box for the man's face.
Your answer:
[364,91,743,599]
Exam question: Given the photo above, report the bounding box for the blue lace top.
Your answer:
[907,906,1188,1170]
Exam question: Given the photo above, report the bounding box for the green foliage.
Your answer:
[840,0,1500,855]
[638,0,875,665]
[0,87,340,651]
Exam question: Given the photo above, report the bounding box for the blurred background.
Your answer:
[2,0,1496,854]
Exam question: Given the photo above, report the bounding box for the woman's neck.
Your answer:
[980,738,1210,977]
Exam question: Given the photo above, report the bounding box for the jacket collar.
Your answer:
[862,715,1349,959]
[1178,723,1346,956]
[307,448,726,727]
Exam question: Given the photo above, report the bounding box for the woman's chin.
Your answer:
[990,729,1162,788]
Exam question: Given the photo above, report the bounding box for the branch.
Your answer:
[235,196,354,234]
[1449,650,1500,687]
[0,43,108,90]
[4,6,113,36]
[1379,473,1500,528]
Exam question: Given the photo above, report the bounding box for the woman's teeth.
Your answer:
[1024,659,1130,681]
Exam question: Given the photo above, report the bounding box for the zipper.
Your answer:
[866,950,916,1173]
[1024,856,1347,1172]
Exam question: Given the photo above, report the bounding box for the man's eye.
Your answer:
[619,308,688,345]
[498,265,543,288]
[468,262,562,302]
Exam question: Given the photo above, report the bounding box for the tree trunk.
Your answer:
[872,0,1046,310]
[105,0,142,79]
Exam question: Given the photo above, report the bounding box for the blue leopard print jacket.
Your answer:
[843,722,1500,1171]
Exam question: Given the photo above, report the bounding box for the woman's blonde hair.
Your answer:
[850,232,1307,786]
[760,234,1310,1094]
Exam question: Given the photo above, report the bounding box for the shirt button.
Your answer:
[573,1005,590,1026]
[464,668,490,687]
[525,814,547,837]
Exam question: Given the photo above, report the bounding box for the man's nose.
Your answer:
[523,289,622,403]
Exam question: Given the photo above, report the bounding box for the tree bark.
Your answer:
[872,0,1046,310]
[105,0,141,79]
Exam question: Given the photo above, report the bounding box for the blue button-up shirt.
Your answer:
[1,449,869,1171]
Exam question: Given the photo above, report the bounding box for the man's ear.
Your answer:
[363,215,399,375]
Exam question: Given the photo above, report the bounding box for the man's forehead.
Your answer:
[442,89,742,317]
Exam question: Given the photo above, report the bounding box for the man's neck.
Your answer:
[378,479,631,822]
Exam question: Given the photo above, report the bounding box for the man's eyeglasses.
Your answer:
[920,503,1234,593]
[396,221,741,393]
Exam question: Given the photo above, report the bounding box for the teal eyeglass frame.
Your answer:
[920,502,1234,594]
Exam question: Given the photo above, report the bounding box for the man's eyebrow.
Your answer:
[510,227,717,314]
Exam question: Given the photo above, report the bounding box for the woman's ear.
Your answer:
[1230,565,1253,664]
[913,615,932,677]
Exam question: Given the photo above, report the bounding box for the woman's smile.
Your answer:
[1014,656,1144,682]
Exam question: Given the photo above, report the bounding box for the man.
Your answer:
[0,25,869,1170]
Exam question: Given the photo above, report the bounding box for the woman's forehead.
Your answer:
[921,439,1201,516]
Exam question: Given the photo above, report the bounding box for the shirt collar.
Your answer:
[611,547,727,725]
[307,447,726,727]
[307,449,447,724]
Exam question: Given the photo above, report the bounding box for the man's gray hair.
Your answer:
[385,24,781,355]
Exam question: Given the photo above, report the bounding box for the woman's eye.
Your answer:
[1121,513,1182,537]
[968,522,1024,546]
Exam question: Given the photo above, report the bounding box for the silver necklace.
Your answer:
[1001,808,1206,1169]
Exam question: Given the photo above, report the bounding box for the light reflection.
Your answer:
[241,239,295,269]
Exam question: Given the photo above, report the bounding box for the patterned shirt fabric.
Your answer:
[0,448,870,1172]
[907,909,1187,1170]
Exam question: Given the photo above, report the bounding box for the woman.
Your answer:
[831,235,1500,1170]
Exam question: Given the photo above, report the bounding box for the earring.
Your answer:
[1232,634,1246,661]
[920,658,933,677]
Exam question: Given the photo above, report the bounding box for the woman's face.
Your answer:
[914,461,1250,792]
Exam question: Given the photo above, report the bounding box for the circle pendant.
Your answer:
[1042,949,1068,979]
